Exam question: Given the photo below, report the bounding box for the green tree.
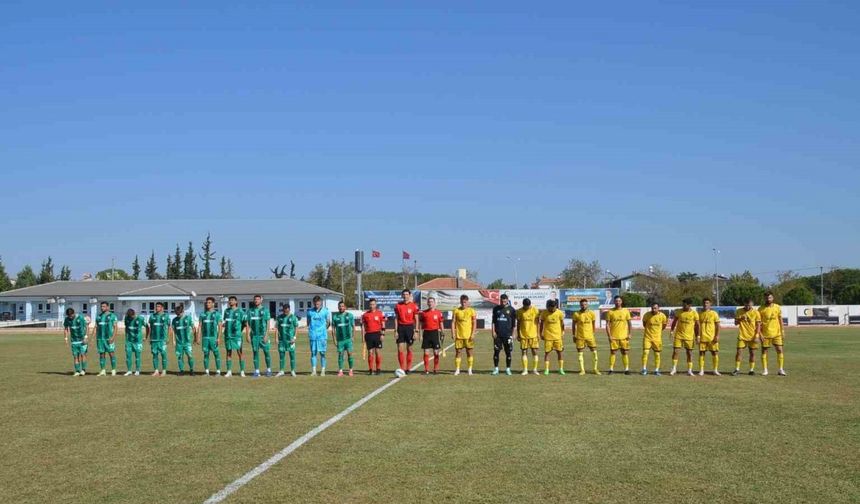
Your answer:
[38,256,55,284]
[59,265,71,281]
[0,257,12,292]
[836,284,860,304]
[15,265,38,288]
[486,278,513,289]
[199,233,216,279]
[131,255,141,280]
[622,292,647,307]
[183,241,198,279]
[169,245,182,279]
[677,272,699,283]
[166,254,175,280]
[145,251,160,279]
[782,286,815,305]
[219,256,234,279]
[95,268,132,280]
[719,271,766,306]
[559,259,602,288]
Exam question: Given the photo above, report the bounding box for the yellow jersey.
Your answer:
[516,306,539,339]
[452,307,476,339]
[572,310,596,340]
[642,311,667,340]
[735,307,761,341]
[758,304,783,337]
[698,310,720,342]
[673,309,699,341]
[605,308,631,339]
[539,309,565,341]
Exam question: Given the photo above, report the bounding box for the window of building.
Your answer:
[46,304,51,312]
[82,303,88,313]
[109,303,115,311]
[38,304,43,312]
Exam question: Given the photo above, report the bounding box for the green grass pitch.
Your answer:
[1,327,858,503]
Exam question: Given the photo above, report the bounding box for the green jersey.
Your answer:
[148,312,170,342]
[171,314,194,345]
[222,307,245,339]
[198,309,222,340]
[246,305,271,338]
[124,315,146,343]
[276,313,298,341]
[64,314,88,342]
[95,311,118,340]
[332,311,354,341]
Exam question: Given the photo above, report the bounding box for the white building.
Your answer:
[0,279,342,324]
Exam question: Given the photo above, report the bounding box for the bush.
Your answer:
[782,286,815,305]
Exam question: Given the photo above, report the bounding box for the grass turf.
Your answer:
[0,327,858,503]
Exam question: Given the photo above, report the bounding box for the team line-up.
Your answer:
[62,289,788,378]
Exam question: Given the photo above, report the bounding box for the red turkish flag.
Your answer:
[371,250,381,258]
[402,250,410,260]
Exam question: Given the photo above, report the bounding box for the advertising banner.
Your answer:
[796,306,840,325]
[362,290,421,317]
[558,288,619,312]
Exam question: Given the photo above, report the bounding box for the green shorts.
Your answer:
[125,342,143,354]
[336,339,354,353]
[252,337,271,352]
[202,338,219,353]
[150,341,167,355]
[97,339,116,354]
[175,343,193,358]
[278,339,296,353]
[71,341,88,357]
[225,338,243,351]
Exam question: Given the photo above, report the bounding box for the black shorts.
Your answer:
[421,330,441,350]
[365,332,383,350]
[396,325,415,345]
[494,335,513,353]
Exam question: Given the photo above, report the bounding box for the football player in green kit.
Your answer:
[247,294,273,377]
[147,302,170,376]
[171,304,195,375]
[63,307,89,376]
[221,296,246,377]
[123,308,146,376]
[332,301,355,377]
[276,304,299,377]
[93,301,118,376]
[197,296,222,376]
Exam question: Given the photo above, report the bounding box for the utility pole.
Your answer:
[820,266,825,304]
[413,260,418,290]
[712,248,720,306]
[111,257,115,281]
[340,258,345,299]
[355,250,364,310]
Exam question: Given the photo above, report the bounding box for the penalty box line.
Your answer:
[203,343,455,504]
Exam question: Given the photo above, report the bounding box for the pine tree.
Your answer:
[183,242,198,279]
[38,257,55,284]
[199,233,216,279]
[0,257,12,292]
[59,265,71,281]
[131,255,141,280]
[219,256,234,279]
[16,265,38,288]
[145,251,159,279]
[171,245,182,279]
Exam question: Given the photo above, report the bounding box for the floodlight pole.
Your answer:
[820,266,824,304]
[712,249,720,306]
[355,250,364,310]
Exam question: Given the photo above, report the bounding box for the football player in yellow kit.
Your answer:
[670,298,699,376]
[758,292,786,376]
[733,297,762,376]
[605,296,633,375]
[697,298,721,376]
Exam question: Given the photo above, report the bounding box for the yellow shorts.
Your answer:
[609,339,630,351]
[699,341,719,352]
[520,337,539,350]
[544,339,564,352]
[575,336,596,350]
[762,336,783,348]
[737,338,759,350]
[454,338,474,350]
[673,338,694,350]
[643,337,662,352]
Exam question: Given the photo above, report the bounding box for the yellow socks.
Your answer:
[641,351,649,369]
[762,352,769,369]
[532,355,540,371]
[621,354,629,369]
[713,354,719,370]
[735,358,741,370]
[672,357,679,368]
[578,352,585,371]
[454,357,461,370]
[544,360,550,371]
[522,354,528,370]
[778,353,784,369]
[749,360,756,371]
[609,354,616,370]
[592,352,599,371]
[559,359,564,371]
[698,354,705,371]
[467,356,474,370]
[654,352,661,369]
[686,360,693,371]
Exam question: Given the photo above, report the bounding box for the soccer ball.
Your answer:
[394,368,406,378]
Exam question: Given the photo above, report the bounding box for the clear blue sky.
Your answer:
[2,1,858,285]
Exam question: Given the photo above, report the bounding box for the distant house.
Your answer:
[531,276,562,289]
[0,279,342,323]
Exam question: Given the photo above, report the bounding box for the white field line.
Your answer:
[203,343,455,504]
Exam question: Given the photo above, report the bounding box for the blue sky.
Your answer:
[1,1,858,285]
